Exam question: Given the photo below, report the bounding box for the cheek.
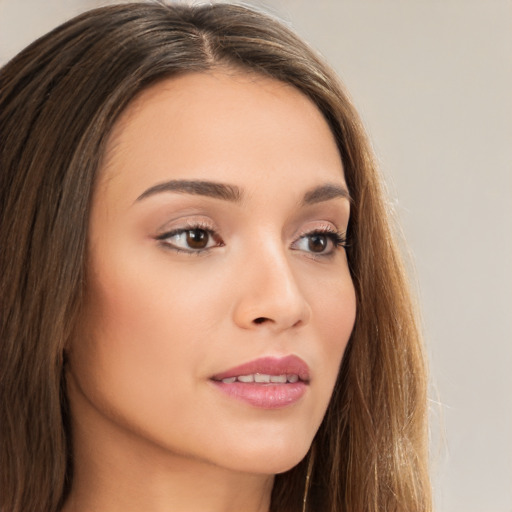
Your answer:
[74,241,242,395]
[71,253,218,416]
[307,269,356,391]
[82,264,210,371]
[318,282,356,339]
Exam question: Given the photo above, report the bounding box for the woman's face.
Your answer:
[67,70,356,476]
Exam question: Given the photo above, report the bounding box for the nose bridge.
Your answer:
[232,231,311,330]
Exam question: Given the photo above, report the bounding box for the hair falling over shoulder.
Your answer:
[0,2,431,511]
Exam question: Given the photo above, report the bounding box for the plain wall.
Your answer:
[1,1,511,511]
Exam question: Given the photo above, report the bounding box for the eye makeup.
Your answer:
[154,219,347,259]
[155,219,224,255]
[291,227,347,256]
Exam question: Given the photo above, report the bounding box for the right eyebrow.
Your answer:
[301,183,351,206]
[135,179,243,203]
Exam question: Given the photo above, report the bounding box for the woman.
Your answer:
[0,3,431,512]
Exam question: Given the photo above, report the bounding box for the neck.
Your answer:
[63,461,272,512]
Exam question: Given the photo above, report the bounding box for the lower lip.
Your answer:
[211,381,307,409]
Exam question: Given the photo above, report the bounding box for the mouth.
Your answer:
[215,373,302,384]
[210,355,309,409]
[211,354,310,382]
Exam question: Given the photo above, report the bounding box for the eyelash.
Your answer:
[155,223,348,257]
[296,228,348,251]
[290,227,348,261]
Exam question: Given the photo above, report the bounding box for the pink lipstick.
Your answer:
[210,355,309,409]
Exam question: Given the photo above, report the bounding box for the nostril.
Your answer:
[253,317,269,325]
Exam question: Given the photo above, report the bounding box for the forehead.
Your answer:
[98,70,345,203]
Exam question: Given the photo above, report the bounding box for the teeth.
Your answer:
[220,374,300,384]
[254,373,270,383]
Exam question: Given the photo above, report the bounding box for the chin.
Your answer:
[214,434,313,476]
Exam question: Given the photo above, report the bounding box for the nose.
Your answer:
[232,241,312,332]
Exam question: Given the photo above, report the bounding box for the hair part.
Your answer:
[0,3,431,511]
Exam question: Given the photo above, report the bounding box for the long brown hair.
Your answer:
[0,3,431,511]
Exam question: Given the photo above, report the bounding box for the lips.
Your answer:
[210,355,309,409]
[211,355,310,383]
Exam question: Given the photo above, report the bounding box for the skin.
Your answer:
[63,70,356,512]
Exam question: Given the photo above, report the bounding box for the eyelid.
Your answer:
[295,221,346,241]
[155,216,217,236]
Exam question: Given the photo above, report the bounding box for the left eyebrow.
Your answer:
[135,179,242,203]
[301,183,351,206]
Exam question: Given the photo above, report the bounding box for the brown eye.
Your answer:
[307,233,328,253]
[291,229,346,256]
[186,229,209,249]
[157,225,222,253]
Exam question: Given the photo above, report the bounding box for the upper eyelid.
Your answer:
[155,217,217,237]
[296,224,338,236]
[293,227,347,246]
[154,219,344,239]
[294,220,346,239]
[155,226,216,240]
[156,224,220,241]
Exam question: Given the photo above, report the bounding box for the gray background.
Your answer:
[1,1,511,510]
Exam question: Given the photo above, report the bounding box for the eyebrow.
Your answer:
[301,183,351,205]
[136,180,242,203]
[135,179,351,205]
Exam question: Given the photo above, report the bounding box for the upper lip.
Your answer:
[211,355,310,382]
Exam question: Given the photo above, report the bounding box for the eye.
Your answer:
[156,226,223,253]
[292,229,347,256]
